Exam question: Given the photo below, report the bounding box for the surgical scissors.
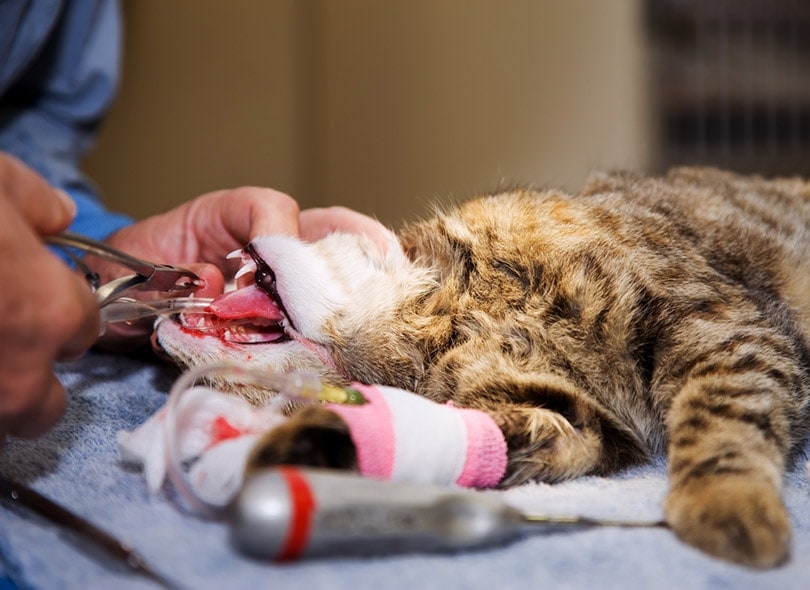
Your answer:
[47,231,212,330]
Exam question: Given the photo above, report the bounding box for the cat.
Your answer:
[153,167,810,568]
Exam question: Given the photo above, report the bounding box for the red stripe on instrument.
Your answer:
[277,467,316,561]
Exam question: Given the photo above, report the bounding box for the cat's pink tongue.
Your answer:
[208,284,283,320]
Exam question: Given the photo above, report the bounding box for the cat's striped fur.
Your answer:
[159,167,810,568]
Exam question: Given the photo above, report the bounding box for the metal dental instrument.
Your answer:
[47,231,207,333]
[0,474,178,588]
[98,296,215,325]
[228,467,668,561]
[46,231,202,307]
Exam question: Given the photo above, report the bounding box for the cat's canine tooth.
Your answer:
[226,248,244,260]
[234,261,257,280]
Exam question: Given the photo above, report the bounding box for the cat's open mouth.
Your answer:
[176,244,294,345]
[178,289,290,344]
[152,235,343,379]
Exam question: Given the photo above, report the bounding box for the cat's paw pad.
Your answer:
[664,477,791,568]
[245,405,358,474]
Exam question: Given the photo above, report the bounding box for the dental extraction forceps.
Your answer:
[47,231,212,330]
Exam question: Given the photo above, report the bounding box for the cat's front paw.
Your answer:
[664,476,791,568]
[245,405,358,475]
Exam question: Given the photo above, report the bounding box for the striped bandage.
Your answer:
[327,383,507,488]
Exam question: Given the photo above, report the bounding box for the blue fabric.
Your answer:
[0,0,133,241]
[0,351,808,589]
[65,186,133,242]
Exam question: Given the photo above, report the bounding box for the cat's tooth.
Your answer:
[226,248,244,260]
[234,261,257,280]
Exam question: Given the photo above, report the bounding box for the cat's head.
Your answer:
[152,229,437,401]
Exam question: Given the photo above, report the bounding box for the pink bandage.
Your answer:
[327,384,507,488]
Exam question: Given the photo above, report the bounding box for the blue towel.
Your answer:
[0,351,809,589]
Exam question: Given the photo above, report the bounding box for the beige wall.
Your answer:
[85,0,651,228]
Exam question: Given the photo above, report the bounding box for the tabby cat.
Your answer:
[154,167,810,568]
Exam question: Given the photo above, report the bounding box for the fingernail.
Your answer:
[55,189,77,219]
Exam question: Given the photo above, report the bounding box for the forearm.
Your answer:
[0,0,130,241]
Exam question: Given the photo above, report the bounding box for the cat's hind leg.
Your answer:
[664,360,797,568]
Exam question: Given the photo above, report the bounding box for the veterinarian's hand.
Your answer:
[299,206,393,254]
[97,187,390,349]
[0,155,100,451]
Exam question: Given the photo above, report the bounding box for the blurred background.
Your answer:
[83,0,810,229]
